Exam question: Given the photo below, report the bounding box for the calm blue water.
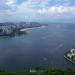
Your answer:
[0,24,75,72]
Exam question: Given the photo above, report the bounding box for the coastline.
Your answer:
[20,26,46,31]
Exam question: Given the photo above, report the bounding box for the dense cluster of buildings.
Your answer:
[0,22,26,35]
[0,26,13,35]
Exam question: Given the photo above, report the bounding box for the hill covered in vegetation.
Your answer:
[0,68,75,75]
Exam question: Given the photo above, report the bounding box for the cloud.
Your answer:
[16,0,75,16]
[0,0,16,12]
[6,0,16,5]
[0,0,75,22]
[38,6,75,14]
[16,0,75,23]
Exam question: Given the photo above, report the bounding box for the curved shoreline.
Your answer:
[20,26,46,31]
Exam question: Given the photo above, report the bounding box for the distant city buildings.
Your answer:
[0,26,13,35]
[0,22,45,36]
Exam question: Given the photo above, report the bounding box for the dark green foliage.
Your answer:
[0,68,75,75]
[47,68,64,75]
[11,28,27,36]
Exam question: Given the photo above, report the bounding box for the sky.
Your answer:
[0,0,75,23]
